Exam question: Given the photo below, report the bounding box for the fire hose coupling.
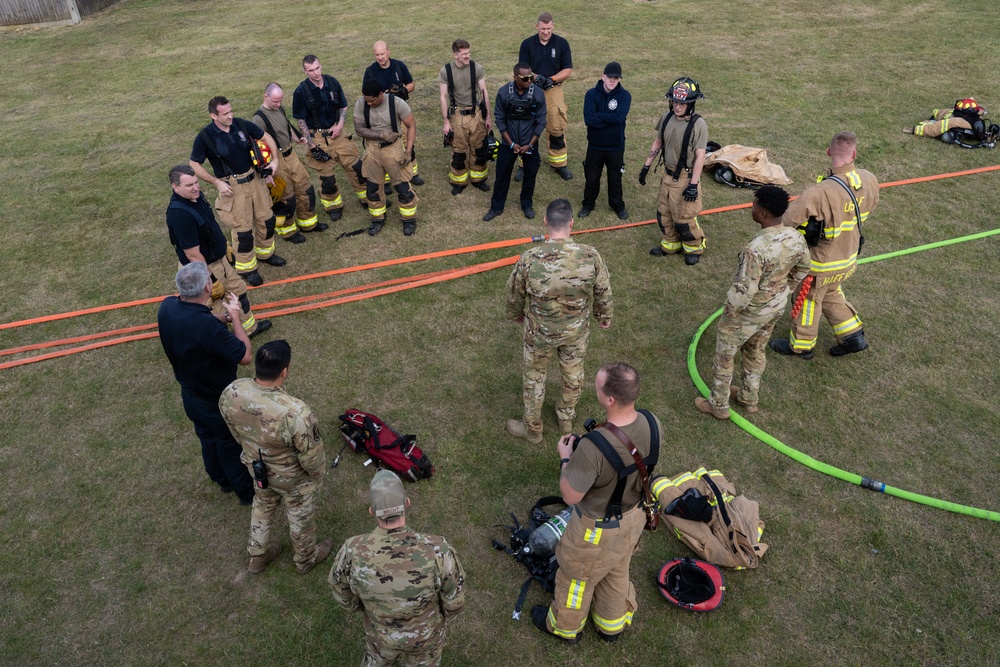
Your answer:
[861,476,885,493]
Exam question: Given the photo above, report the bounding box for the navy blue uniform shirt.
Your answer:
[158,297,246,402]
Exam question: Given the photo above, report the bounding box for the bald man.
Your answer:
[363,41,424,186]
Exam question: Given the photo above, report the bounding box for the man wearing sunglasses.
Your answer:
[483,63,547,222]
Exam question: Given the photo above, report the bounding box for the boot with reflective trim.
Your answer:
[829,329,869,357]
[768,338,813,360]
[531,605,580,644]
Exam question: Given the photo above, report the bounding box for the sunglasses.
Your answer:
[517,75,534,82]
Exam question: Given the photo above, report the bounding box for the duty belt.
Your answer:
[310,129,334,137]
[229,169,255,184]
[456,106,476,116]
[280,147,293,157]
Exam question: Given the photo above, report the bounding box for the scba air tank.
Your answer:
[527,508,573,558]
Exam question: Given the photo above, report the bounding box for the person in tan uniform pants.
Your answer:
[252,83,325,244]
[439,39,493,196]
[769,131,879,359]
[353,79,418,237]
[292,55,367,222]
[532,362,662,644]
[640,77,708,265]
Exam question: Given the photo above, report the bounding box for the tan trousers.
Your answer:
[655,173,705,256]
[546,505,644,639]
[788,271,862,353]
[274,149,319,233]
[543,85,569,168]
[448,110,489,185]
[214,171,275,273]
[362,140,417,223]
[307,130,366,211]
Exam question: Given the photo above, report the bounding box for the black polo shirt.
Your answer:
[363,59,413,95]
[166,193,228,265]
[292,75,348,130]
[190,119,263,178]
[158,297,246,402]
[518,33,572,78]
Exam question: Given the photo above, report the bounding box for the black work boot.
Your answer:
[531,605,580,644]
[769,338,813,360]
[829,329,869,357]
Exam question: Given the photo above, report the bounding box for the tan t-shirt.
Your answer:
[437,62,484,108]
[353,95,412,134]
[655,111,708,172]
[252,105,295,150]
[563,411,662,519]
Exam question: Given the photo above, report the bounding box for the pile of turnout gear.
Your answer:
[492,466,767,617]
[905,98,999,148]
[704,142,794,189]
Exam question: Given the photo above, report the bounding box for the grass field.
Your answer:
[2,0,999,665]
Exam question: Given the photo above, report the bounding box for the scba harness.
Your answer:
[492,496,568,620]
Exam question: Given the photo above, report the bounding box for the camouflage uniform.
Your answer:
[329,526,466,666]
[709,226,810,412]
[781,162,879,354]
[506,239,613,435]
[218,378,327,572]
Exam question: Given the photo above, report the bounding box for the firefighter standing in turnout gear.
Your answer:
[252,83,325,244]
[518,11,573,181]
[640,77,708,265]
[363,41,425,187]
[439,39,493,196]
[353,79,419,237]
[189,96,286,288]
[769,131,879,359]
[165,164,270,337]
[292,55,367,223]
[483,63,547,222]
[533,362,662,644]
[903,98,999,147]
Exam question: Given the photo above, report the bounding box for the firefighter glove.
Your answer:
[380,130,401,143]
[683,183,699,201]
[639,165,649,186]
[310,145,332,162]
[226,243,234,263]
[535,75,554,90]
[210,279,225,301]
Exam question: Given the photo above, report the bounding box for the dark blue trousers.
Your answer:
[490,144,541,213]
[181,390,253,503]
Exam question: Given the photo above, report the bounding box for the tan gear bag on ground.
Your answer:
[652,467,767,569]
[704,144,792,188]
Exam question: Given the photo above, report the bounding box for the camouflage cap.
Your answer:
[370,470,406,518]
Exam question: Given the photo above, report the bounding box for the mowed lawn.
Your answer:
[1,0,999,665]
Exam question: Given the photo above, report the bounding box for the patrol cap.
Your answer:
[370,470,406,518]
[362,79,382,97]
[604,62,623,78]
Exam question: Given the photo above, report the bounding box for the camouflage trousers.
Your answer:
[248,475,320,572]
[361,617,447,667]
[522,332,589,435]
[710,311,781,412]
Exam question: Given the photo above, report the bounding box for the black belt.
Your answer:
[310,129,333,137]
[378,140,398,148]
[458,108,476,116]
[230,171,255,184]
[280,147,293,157]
